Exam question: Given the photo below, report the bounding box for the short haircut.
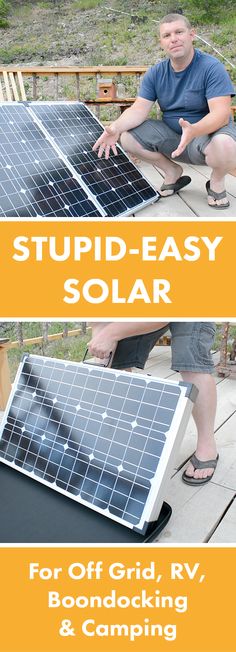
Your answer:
[160,13,192,29]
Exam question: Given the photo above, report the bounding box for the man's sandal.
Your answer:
[206,180,230,209]
[182,453,219,486]
[160,175,191,195]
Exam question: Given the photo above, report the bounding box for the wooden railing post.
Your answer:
[217,322,230,377]
[0,341,12,410]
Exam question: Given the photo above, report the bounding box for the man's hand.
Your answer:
[88,333,118,360]
[171,118,196,159]
[92,125,120,159]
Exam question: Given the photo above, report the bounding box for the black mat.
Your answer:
[0,464,171,543]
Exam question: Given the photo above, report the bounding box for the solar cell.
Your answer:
[0,355,197,534]
[0,102,159,218]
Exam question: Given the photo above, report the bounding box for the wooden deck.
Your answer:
[134,162,236,218]
[0,346,235,544]
[143,346,236,543]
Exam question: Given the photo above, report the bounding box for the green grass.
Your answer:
[0,43,40,63]
[38,2,52,9]
[60,81,77,100]
[72,0,103,10]
[11,3,32,19]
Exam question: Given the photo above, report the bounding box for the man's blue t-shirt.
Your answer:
[139,49,235,133]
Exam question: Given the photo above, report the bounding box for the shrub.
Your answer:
[0,0,9,28]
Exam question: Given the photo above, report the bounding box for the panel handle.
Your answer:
[82,348,113,367]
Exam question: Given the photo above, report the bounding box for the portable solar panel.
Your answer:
[0,354,197,535]
[0,102,160,218]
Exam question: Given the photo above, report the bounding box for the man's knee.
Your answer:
[120,131,144,155]
[205,134,236,165]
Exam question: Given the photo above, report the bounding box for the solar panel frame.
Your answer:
[0,101,160,219]
[0,354,197,534]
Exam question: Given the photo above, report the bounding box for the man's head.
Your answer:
[159,14,195,68]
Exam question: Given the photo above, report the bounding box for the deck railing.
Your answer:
[0,66,148,115]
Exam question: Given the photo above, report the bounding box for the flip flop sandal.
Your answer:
[182,453,219,486]
[160,175,191,195]
[206,180,230,209]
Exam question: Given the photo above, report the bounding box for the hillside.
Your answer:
[0,0,235,84]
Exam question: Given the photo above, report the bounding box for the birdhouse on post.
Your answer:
[97,78,117,100]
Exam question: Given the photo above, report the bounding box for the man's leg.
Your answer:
[120,131,184,195]
[170,322,217,482]
[204,133,236,207]
[180,371,217,480]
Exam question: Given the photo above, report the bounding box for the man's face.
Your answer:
[159,19,195,62]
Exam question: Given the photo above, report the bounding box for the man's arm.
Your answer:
[92,97,154,159]
[172,96,232,158]
[88,321,169,359]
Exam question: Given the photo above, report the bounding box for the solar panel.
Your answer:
[0,104,99,218]
[0,355,197,534]
[0,102,160,218]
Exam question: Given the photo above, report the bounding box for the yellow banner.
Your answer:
[0,220,235,318]
[0,546,235,652]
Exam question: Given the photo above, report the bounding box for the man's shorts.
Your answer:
[128,119,236,165]
[111,322,216,373]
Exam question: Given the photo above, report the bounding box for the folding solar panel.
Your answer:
[0,102,160,218]
[0,354,197,535]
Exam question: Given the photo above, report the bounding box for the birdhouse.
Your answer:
[97,78,117,99]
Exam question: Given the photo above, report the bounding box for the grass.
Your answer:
[7,334,90,381]
[61,81,77,100]
[0,43,43,64]
[72,0,103,9]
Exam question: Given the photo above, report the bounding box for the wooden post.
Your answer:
[54,72,59,100]
[81,322,87,335]
[218,322,230,377]
[32,73,37,100]
[0,341,12,410]
[76,72,80,100]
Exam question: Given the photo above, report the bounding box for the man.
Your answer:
[93,13,236,208]
[88,321,218,485]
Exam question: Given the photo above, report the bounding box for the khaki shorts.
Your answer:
[129,119,236,165]
[111,322,216,373]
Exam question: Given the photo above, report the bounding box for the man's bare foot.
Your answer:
[184,443,218,481]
